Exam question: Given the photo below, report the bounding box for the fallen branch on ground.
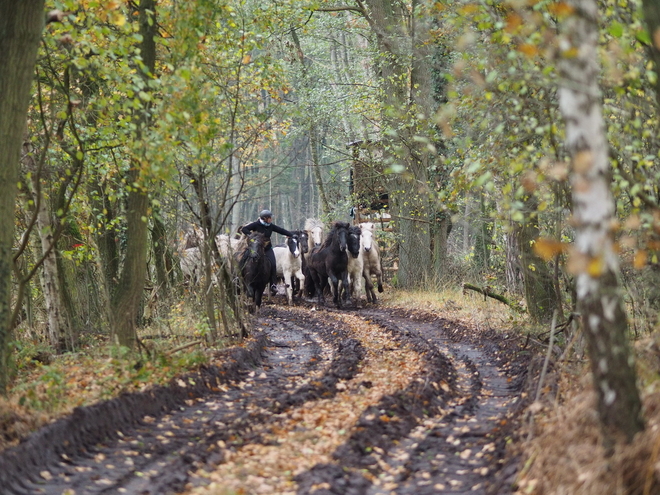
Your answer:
[166,340,204,355]
[462,283,526,313]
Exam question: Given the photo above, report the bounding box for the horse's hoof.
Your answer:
[378,285,384,293]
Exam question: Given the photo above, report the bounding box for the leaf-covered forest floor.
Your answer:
[1,289,660,494]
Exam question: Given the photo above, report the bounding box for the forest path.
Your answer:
[0,303,531,495]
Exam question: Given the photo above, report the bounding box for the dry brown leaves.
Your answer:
[183,310,424,495]
[515,361,660,495]
[0,348,201,452]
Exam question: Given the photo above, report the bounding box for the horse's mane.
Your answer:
[232,233,248,253]
[319,221,350,249]
[304,218,324,231]
[236,231,263,263]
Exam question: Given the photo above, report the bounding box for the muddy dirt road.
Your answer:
[0,303,532,494]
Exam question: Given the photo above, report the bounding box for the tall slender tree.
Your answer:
[558,0,643,445]
[0,1,45,393]
[110,0,158,349]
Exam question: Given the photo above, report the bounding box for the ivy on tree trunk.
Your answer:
[110,0,158,350]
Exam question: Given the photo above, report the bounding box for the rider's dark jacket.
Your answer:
[241,220,293,249]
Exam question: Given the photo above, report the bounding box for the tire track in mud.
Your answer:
[0,305,527,495]
[293,308,520,495]
[361,310,518,495]
[0,308,363,494]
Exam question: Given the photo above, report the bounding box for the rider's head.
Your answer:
[259,209,273,224]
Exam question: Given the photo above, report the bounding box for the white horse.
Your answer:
[179,245,219,287]
[179,247,202,285]
[274,236,304,305]
[304,218,324,252]
[216,234,242,258]
[360,222,384,303]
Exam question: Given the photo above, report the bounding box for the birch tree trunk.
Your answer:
[0,1,44,393]
[558,0,643,444]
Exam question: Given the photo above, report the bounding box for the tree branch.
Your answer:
[313,5,365,14]
[462,283,526,313]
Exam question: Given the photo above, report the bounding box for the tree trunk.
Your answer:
[505,222,525,296]
[431,212,452,282]
[642,0,660,110]
[291,28,331,217]
[473,195,493,273]
[111,0,157,349]
[185,166,219,342]
[520,195,559,322]
[362,0,435,289]
[558,0,643,445]
[32,179,69,351]
[0,0,44,393]
[151,209,171,300]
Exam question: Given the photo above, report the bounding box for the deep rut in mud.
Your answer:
[0,304,532,495]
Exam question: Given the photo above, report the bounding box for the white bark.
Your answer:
[557,0,643,443]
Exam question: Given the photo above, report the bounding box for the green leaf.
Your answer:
[636,29,651,45]
[608,22,623,38]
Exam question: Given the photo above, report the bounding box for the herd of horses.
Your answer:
[179,219,384,312]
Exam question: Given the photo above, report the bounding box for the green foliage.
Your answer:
[13,0,660,359]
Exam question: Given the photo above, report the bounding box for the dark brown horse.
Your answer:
[236,231,271,311]
[306,221,352,308]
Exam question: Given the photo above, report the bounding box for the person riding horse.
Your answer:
[241,210,294,295]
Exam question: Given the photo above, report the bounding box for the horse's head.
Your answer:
[305,218,324,248]
[294,230,309,254]
[348,226,362,258]
[309,226,323,247]
[332,221,350,253]
[246,232,266,260]
[287,235,301,258]
[359,223,374,252]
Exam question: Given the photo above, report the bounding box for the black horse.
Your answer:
[290,230,309,298]
[307,221,352,308]
[236,231,271,311]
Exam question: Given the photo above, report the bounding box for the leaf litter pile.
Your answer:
[0,303,534,494]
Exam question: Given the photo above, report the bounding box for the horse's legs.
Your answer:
[329,274,342,308]
[295,271,305,301]
[374,262,384,293]
[363,272,376,304]
[316,273,327,305]
[284,270,293,305]
[254,284,263,308]
[340,273,351,306]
